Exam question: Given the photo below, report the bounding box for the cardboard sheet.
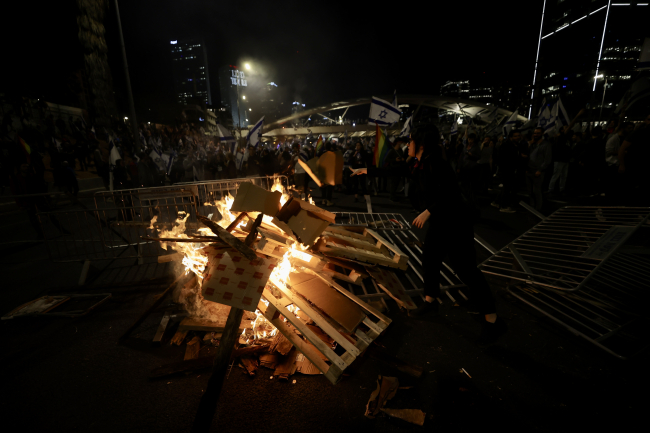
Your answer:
[288,272,366,333]
[300,151,344,186]
[276,197,336,246]
[230,182,281,216]
[202,250,278,313]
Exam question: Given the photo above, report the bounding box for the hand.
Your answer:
[535,171,541,177]
[350,168,367,176]
[412,209,430,228]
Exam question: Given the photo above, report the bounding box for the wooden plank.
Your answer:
[262,289,346,372]
[171,330,188,346]
[319,243,402,269]
[241,357,258,376]
[271,279,360,358]
[365,228,409,268]
[184,336,201,360]
[197,214,258,261]
[324,226,371,241]
[152,312,171,344]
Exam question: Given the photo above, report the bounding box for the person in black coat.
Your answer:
[352,124,506,345]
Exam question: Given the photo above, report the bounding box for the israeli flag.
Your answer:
[544,103,559,137]
[557,97,570,128]
[166,150,176,174]
[246,116,264,148]
[139,130,146,145]
[369,96,401,126]
[450,118,458,136]
[537,106,551,130]
[217,123,236,153]
[108,135,122,171]
[299,147,310,163]
[399,115,413,137]
[503,110,519,137]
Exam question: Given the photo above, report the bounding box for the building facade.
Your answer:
[170,38,212,106]
[218,65,251,129]
[531,1,647,118]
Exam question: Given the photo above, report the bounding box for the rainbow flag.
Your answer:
[315,135,323,154]
[18,136,31,163]
[373,125,389,167]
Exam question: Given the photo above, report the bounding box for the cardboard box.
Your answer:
[201,250,278,313]
[276,197,336,246]
[230,182,282,216]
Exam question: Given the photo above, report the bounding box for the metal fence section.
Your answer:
[332,211,467,307]
[332,212,411,231]
[479,206,650,359]
[38,176,289,264]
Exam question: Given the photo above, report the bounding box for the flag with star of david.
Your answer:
[369,96,401,126]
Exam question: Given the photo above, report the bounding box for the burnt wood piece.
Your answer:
[225,212,247,232]
[119,273,191,341]
[184,336,202,360]
[197,215,258,261]
[268,331,294,356]
[171,330,189,346]
[244,213,264,246]
[150,344,269,378]
[191,306,245,432]
[240,357,258,376]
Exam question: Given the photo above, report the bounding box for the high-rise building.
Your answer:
[530,1,647,118]
[170,38,212,106]
[218,65,251,129]
[440,80,470,97]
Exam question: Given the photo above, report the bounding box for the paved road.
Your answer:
[0,185,645,432]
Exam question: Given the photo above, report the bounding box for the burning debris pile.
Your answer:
[145,179,413,384]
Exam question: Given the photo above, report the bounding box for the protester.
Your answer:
[350,142,367,202]
[525,128,552,211]
[352,124,505,345]
[492,130,520,213]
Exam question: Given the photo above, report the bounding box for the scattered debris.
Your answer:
[380,408,426,426]
[365,376,399,418]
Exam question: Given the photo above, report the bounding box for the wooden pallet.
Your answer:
[316,227,409,270]
[258,271,391,384]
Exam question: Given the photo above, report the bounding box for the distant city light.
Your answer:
[302,104,305,107]
[353,123,355,126]
[242,96,246,100]
[124,117,128,120]
[170,40,177,44]
[245,63,251,70]
[249,108,252,111]
[199,117,204,121]
[268,82,278,87]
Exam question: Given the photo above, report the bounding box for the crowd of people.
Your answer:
[3,96,648,218]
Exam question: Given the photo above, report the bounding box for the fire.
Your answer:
[271,177,290,207]
[308,196,315,205]
[152,211,209,279]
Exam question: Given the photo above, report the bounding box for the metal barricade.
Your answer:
[479,206,650,359]
[38,176,289,264]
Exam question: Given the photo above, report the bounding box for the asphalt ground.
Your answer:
[0,181,646,432]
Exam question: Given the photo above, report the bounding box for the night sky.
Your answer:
[2,0,540,112]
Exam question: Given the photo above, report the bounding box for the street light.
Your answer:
[245,63,251,70]
[242,95,246,100]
